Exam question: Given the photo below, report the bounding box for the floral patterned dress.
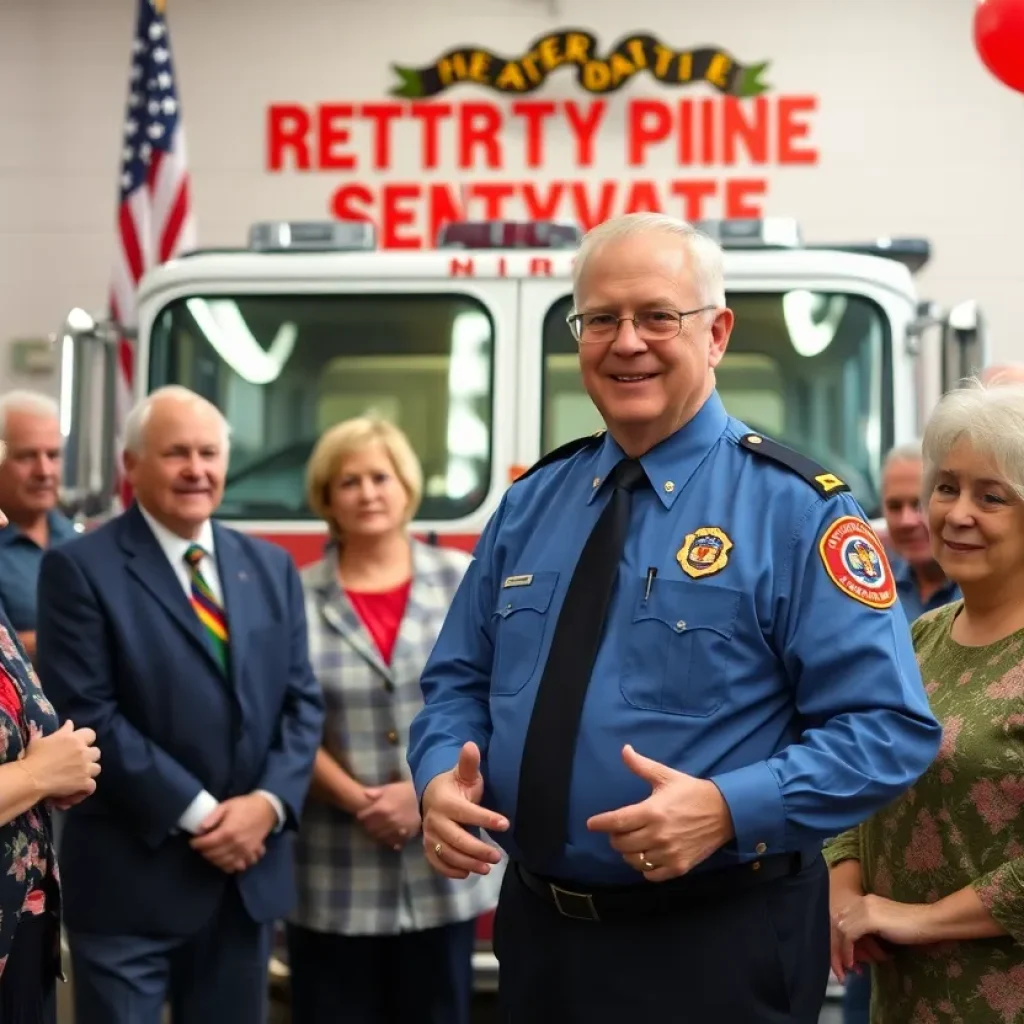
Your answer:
[0,621,61,983]
[824,600,1024,1024]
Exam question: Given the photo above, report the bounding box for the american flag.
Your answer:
[110,0,195,505]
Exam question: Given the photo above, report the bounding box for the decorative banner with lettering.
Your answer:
[265,29,820,251]
[388,30,771,98]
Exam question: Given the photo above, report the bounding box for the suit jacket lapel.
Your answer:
[118,506,224,676]
[308,559,394,684]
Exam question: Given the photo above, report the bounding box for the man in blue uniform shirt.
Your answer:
[407,212,941,1022]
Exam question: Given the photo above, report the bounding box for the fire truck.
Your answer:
[55,216,985,1003]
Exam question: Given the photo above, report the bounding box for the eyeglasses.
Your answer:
[566,306,717,345]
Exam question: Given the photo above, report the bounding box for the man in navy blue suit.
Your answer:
[36,385,324,1024]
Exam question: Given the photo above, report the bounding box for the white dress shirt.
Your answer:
[138,506,284,835]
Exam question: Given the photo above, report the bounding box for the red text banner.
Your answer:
[265,96,819,249]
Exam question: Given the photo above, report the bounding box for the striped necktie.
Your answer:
[184,544,229,674]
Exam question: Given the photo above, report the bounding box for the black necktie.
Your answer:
[514,457,651,867]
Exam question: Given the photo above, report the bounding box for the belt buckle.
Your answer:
[549,883,600,922]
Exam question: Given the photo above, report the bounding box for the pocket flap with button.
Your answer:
[633,579,741,639]
[491,571,560,695]
[495,572,559,619]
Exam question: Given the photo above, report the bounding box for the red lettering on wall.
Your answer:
[326,176,784,249]
[571,181,617,230]
[458,104,503,169]
[669,180,717,221]
[565,101,606,167]
[317,104,357,170]
[623,180,663,213]
[469,182,516,218]
[627,100,672,167]
[330,183,373,221]
[381,184,421,248]
[361,103,404,170]
[724,179,768,218]
[266,104,311,171]
[677,101,694,165]
[411,103,451,170]
[777,97,819,164]
[428,184,465,250]
[512,101,556,168]
[721,98,768,165]
[700,99,716,165]
[521,182,565,220]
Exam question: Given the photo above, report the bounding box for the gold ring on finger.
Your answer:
[434,842,443,859]
[639,852,655,872]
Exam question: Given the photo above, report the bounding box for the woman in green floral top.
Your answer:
[826,378,1024,1024]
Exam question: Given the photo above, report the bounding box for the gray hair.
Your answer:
[0,390,60,440]
[571,213,727,308]
[922,378,1024,501]
[123,385,231,454]
[882,440,923,472]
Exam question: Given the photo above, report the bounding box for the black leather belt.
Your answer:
[516,850,810,923]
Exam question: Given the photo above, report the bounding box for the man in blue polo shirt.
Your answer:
[0,391,76,662]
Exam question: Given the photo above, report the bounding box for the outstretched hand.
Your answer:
[587,745,735,882]
[422,742,508,879]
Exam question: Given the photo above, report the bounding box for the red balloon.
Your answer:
[974,0,1024,94]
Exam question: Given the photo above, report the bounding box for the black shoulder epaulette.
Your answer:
[738,432,849,499]
[514,431,605,484]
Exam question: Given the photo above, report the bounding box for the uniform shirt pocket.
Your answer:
[620,579,741,717]
[491,572,559,696]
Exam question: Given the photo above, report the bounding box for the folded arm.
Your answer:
[36,548,208,848]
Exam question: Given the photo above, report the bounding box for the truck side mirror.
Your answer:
[941,300,986,393]
[58,309,120,521]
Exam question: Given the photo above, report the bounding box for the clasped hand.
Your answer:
[190,793,278,874]
[831,894,932,980]
[356,781,421,850]
[587,745,734,882]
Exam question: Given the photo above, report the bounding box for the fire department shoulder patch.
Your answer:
[818,515,896,610]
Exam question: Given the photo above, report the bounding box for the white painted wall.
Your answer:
[2,0,1022,396]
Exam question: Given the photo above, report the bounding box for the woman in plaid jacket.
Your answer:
[287,416,502,1024]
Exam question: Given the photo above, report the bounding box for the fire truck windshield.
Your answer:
[147,286,890,524]
[544,290,890,519]
[149,292,495,522]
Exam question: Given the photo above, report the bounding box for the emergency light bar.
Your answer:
[248,221,377,253]
[436,221,582,250]
[694,218,932,273]
[807,237,932,274]
[695,218,803,249]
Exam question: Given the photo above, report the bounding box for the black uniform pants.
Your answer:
[494,854,830,1024]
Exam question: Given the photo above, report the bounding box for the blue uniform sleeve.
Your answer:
[710,493,942,856]
[407,498,504,802]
